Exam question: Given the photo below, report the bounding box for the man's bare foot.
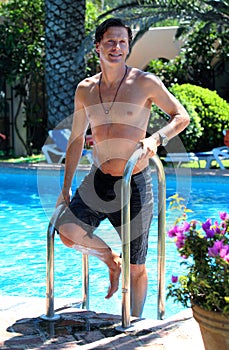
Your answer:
[105,253,122,299]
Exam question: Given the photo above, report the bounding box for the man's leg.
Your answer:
[127,167,153,317]
[130,264,148,317]
[59,223,121,299]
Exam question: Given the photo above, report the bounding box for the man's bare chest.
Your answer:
[84,83,151,126]
[85,79,152,106]
[85,102,150,132]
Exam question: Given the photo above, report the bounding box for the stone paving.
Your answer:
[0,297,205,350]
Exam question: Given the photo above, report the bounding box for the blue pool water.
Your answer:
[0,166,229,319]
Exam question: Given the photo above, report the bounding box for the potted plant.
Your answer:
[166,195,229,350]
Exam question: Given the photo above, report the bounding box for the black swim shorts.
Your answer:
[58,165,153,264]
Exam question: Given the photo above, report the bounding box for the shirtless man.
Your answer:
[57,18,190,317]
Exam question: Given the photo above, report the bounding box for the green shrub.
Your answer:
[150,85,203,152]
[171,84,229,151]
[147,57,185,87]
[150,84,229,152]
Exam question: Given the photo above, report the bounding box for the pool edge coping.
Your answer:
[1,161,228,176]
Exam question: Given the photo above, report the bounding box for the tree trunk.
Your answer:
[45,0,86,127]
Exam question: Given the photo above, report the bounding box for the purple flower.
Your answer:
[171,275,178,283]
[223,254,229,263]
[205,228,216,238]
[181,255,187,259]
[208,240,229,263]
[219,245,229,259]
[182,221,191,232]
[213,221,222,234]
[219,212,229,221]
[167,223,189,249]
[175,231,186,248]
[202,218,212,232]
[208,240,224,257]
[220,244,229,263]
[168,222,190,238]
[168,226,179,237]
[176,240,185,249]
[221,223,227,234]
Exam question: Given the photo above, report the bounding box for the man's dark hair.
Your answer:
[94,18,133,45]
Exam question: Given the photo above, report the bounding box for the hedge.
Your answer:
[150,84,229,152]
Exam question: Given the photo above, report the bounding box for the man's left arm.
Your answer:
[140,74,190,154]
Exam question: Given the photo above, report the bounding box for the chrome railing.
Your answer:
[119,147,166,329]
[41,148,166,326]
[82,254,89,310]
[40,203,66,321]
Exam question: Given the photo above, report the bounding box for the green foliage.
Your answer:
[147,56,185,87]
[169,85,205,152]
[171,84,229,151]
[146,22,229,101]
[179,23,229,91]
[150,84,203,152]
[86,1,102,34]
[151,84,229,152]
[0,0,45,83]
[104,0,229,27]
[85,1,101,75]
[0,0,45,155]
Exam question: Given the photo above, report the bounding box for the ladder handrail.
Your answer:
[41,148,166,324]
[41,203,66,321]
[152,154,166,321]
[121,146,166,328]
[41,203,89,321]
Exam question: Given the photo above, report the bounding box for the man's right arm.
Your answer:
[57,85,89,206]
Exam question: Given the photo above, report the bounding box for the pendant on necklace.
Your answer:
[98,65,128,115]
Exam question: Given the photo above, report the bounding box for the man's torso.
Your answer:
[80,67,155,175]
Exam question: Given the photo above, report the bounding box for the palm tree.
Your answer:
[101,0,228,46]
[75,0,228,66]
[45,0,86,127]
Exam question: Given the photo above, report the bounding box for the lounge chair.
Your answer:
[42,129,71,163]
[163,152,199,167]
[212,146,229,169]
[195,148,229,169]
[195,151,216,169]
[195,130,229,169]
[42,129,93,164]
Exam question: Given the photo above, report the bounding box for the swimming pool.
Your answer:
[1,166,229,319]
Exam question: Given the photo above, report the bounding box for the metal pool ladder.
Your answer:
[40,148,166,329]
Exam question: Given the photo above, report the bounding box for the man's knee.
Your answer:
[59,223,80,248]
[59,223,91,248]
[59,230,75,248]
[130,264,147,279]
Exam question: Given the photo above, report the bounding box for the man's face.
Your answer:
[95,26,129,63]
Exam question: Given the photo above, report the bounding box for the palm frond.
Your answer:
[74,0,229,69]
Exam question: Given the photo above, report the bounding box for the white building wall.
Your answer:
[127,27,184,69]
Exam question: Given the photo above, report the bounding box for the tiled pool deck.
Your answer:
[0,296,205,350]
